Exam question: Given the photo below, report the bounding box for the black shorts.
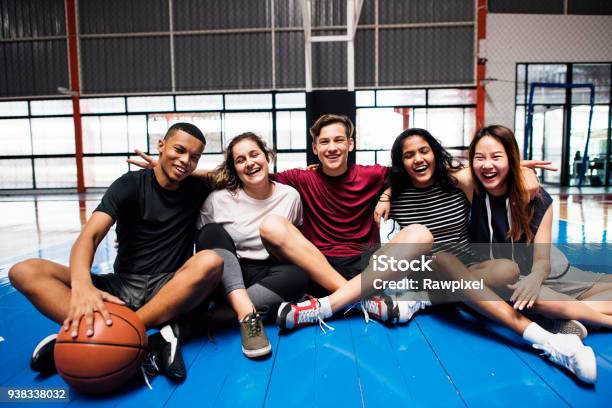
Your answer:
[308,248,377,297]
[91,272,175,310]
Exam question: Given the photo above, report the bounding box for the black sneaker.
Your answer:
[148,325,186,382]
[240,310,271,358]
[31,334,57,374]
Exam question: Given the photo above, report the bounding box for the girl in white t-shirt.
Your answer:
[196,132,307,359]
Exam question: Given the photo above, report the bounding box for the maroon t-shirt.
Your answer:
[275,164,389,257]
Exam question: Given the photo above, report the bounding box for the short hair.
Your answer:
[309,114,354,141]
[164,122,206,145]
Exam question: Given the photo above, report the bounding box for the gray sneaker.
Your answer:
[240,310,272,358]
[536,317,588,340]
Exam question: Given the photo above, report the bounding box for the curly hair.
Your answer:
[388,128,463,201]
[213,132,276,192]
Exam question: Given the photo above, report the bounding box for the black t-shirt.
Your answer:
[469,188,553,273]
[95,169,211,275]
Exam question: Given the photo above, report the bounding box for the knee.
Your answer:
[8,259,39,292]
[190,250,224,284]
[259,214,291,246]
[196,223,234,252]
[396,224,434,247]
[488,259,520,289]
[432,252,462,277]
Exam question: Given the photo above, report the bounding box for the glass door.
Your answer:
[569,106,610,186]
[531,105,564,185]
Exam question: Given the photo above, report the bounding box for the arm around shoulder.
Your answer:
[454,166,474,203]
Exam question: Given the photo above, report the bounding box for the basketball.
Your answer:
[54,302,147,394]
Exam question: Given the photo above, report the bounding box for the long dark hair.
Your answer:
[214,132,275,191]
[388,128,463,200]
[469,125,535,243]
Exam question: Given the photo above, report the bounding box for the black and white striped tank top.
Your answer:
[390,182,477,265]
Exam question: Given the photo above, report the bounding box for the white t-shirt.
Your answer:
[198,182,303,260]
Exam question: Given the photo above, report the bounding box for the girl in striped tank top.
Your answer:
[378,128,483,268]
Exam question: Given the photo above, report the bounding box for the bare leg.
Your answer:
[328,224,433,312]
[433,253,532,334]
[136,250,223,328]
[530,287,612,329]
[8,259,72,323]
[577,279,612,315]
[226,289,255,321]
[260,214,347,291]
[468,259,519,294]
[581,299,612,315]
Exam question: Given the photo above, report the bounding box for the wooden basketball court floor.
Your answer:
[0,192,610,407]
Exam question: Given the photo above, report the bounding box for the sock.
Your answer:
[317,296,333,319]
[523,322,554,345]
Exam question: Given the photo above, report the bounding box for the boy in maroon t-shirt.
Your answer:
[260,114,433,330]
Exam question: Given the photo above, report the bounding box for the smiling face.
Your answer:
[401,135,435,188]
[472,135,510,196]
[157,129,204,186]
[231,138,270,190]
[312,122,354,176]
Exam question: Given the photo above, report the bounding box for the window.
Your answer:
[176,94,223,111]
[0,101,28,117]
[82,116,129,154]
[276,111,306,150]
[225,93,272,110]
[127,96,174,112]
[275,93,306,109]
[31,118,75,155]
[80,98,126,114]
[34,158,77,188]
[223,112,272,147]
[0,119,32,155]
[0,159,33,188]
[30,99,72,116]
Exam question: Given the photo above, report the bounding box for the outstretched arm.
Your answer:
[457,160,558,204]
[127,149,213,179]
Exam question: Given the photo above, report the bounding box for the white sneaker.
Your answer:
[361,296,429,324]
[533,333,597,384]
[396,300,430,323]
[277,296,334,333]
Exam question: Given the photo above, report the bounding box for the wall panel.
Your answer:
[81,37,172,93]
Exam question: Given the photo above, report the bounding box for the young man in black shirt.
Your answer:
[9,122,222,382]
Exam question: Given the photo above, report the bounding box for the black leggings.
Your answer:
[196,223,307,311]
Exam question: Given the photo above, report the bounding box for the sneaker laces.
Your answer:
[533,342,574,370]
[141,353,159,391]
[297,297,335,333]
[244,312,263,338]
[343,301,371,324]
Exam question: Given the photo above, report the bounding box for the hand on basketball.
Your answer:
[127,149,158,169]
[507,274,543,310]
[64,283,125,338]
[374,199,390,226]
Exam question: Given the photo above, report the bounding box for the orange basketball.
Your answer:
[54,302,147,394]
